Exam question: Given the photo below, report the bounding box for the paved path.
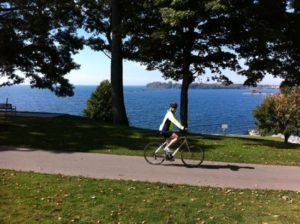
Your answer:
[1,146,300,192]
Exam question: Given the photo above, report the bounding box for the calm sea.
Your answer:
[0,85,278,134]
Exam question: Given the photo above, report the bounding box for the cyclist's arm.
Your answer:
[159,112,168,131]
[167,111,184,130]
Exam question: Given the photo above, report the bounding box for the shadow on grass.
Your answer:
[1,116,299,155]
[0,115,161,153]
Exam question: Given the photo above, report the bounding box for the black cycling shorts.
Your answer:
[161,130,173,138]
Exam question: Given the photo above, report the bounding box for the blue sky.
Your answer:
[67,46,283,86]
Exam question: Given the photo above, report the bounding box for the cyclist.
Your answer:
[159,102,187,154]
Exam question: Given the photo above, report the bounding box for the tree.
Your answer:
[225,0,300,87]
[129,0,240,126]
[0,0,84,96]
[80,0,129,125]
[129,0,300,127]
[110,0,129,125]
[84,80,112,122]
[253,87,300,143]
[275,0,300,87]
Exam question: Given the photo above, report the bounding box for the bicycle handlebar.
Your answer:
[179,129,189,137]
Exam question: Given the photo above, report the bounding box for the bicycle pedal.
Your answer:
[166,154,175,161]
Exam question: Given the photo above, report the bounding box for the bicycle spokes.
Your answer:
[144,142,165,165]
[181,145,205,167]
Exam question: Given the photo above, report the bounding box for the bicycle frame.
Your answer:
[154,136,190,158]
[144,134,204,167]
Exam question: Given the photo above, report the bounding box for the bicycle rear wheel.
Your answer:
[181,145,204,167]
[144,142,165,165]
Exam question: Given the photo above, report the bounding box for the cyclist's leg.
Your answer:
[161,130,174,150]
[165,132,180,150]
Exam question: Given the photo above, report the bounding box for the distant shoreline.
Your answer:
[9,83,280,88]
[145,81,279,90]
[146,82,279,91]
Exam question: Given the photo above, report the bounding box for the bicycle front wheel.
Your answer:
[144,142,165,165]
[181,145,204,167]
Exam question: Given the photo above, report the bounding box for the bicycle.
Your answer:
[144,133,205,167]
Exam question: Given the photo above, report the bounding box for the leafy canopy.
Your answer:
[0,0,83,96]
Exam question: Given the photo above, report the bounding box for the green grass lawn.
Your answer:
[1,170,300,224]
[1,115,300,166]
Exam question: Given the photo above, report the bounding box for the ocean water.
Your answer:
[0,85,277,134]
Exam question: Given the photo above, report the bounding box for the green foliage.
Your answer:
[0,0,84,96]
[84,80,112,122]
[253,87,300,142]
[160,7,195,26]
[205,0,227,11]
[253,96,278,135]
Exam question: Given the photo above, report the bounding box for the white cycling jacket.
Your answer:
[159,110,184,131]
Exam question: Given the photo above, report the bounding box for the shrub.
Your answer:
[84,80,112,122]
[253,87,300,143]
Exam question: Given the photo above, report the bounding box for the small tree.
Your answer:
[253,87,300,143]
[84,80,112,122]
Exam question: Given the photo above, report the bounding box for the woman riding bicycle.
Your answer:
[159,102,187,153]
[144,103,203,166]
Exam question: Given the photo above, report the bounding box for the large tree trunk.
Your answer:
[111,0,129,126]
[180,73,193,127]
[180,25,195,127]
[284,133,290,143]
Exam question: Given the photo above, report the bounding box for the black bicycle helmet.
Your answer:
[170,102,178,109]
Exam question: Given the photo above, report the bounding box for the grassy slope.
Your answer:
[1,115,300,166]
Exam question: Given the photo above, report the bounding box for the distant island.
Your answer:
[146,81,279,89]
